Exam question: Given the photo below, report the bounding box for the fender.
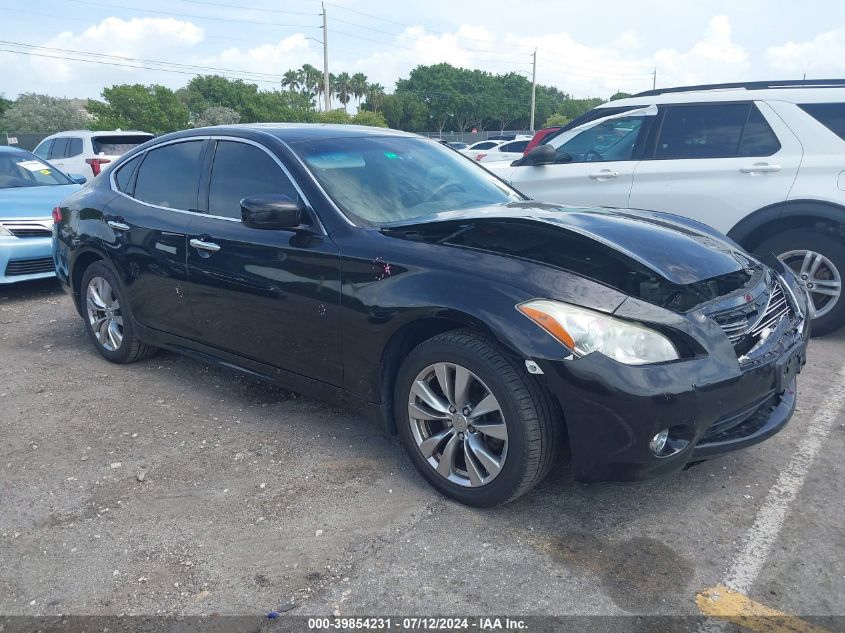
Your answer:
[727,199,845,248]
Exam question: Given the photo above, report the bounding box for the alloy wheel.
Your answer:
[407,362,508,487]
[779,249,842,318]
[86,276,124,352]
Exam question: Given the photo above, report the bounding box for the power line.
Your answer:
[0,46,283,84]
[178,0,315,16]
[64,0,318,29]
[0,40,284,79]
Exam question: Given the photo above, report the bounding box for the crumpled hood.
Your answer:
[384,201,750,285]
[0,184,82,220]
[382,201,760,312]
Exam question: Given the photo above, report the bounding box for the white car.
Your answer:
[34,130,154,181]
[489,80,845,334]
[471,139,532,163]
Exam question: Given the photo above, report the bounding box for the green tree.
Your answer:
[282,69,301,92]
[363,83,386,113]
[350,72,368,108]
[382,92,428,132]
[88,84,189,134]
[351,110,387,127]
[178,75,260,122]
[195,105,241,127]
[609,91,632,101]
[332,72,353,108]
[543,113,572,128]
[0,95,12,121]
[314,108,351,124]
[1,93,90,133]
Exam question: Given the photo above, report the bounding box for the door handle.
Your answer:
[107,220,130,231]
[589,170,620,179]
[190,238,221,253]
[740,163,782,174]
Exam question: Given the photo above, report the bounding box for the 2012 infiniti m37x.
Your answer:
[54,125,810,506]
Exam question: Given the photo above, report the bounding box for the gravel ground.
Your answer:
[1,278,843,627]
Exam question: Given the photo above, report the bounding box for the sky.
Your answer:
[2,0,845,105]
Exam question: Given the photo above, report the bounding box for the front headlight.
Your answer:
[518,299,679,365]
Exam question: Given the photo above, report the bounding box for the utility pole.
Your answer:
[652,67,657,90]
[529,48,537,132]
[322,2,330,112]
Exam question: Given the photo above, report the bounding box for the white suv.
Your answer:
[489,80,845,334]
[34,130,154,181]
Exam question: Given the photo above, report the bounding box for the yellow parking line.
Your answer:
[696,585,831,633]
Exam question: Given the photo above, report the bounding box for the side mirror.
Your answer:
[68,174,88,184]
[512,143,556,167]
[241,195,304,230]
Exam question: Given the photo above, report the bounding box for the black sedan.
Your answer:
[53,125,810,506]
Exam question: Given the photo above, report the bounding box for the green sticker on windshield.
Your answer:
[383,151,399,160]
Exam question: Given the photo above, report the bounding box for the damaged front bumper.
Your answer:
[535,269,810,484]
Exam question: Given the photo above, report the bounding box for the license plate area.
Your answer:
[775,346,804,393]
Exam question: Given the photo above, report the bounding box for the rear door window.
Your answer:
[654,103,749,159]
[738,106,781,156]
[207,141,299,220]
[114,155,141,193]
[133,141,205,210]
[500,140,529,152]
[49,138,70,159]
[471,142,498,150]
[92,135,154,156]
[67,137,83,157]
[798,103,845,141]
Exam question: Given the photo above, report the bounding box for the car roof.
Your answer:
[598,82,845,109]
[0,145,31,156]
[44,130,154,138]
[193,123,419,143]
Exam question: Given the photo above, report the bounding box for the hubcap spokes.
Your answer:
[86,277,123,352]
[408,362,508,488]
[779,250,842,318]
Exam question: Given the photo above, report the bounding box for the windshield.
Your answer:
[0,154,73,188]
[292,136,521,226]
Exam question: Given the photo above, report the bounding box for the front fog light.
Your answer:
[649,429,669,455]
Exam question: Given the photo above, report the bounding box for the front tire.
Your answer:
[394,330,559,507]
[81,261,157,364]
[754,229,845,336]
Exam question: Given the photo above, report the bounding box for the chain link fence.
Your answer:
[1,133,50,151]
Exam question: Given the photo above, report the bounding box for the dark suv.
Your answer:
[54,125,809,506]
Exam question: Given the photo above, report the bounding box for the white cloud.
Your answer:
[766,28,845,73]
[652,15,750,86]
[4,17,204,96]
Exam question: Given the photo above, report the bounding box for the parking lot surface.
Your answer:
[1,279,843,627]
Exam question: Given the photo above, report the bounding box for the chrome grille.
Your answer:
[715,279,793,347]
[1,220,53,238]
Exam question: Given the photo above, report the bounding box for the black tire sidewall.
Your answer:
[80,261,137,363]
[754,229,845,336]
[394,335,535,507]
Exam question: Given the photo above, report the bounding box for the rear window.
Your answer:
[92,135,154,156]
[500,140,529,152]
[799,103,845,141]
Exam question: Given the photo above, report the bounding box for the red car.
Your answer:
[522,127,561,155]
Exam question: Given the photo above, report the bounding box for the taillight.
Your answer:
[85,157,111,176]
[52,207,62,223]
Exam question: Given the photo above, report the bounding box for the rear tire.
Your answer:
[754,229,845,336]
[80,261,157,364]
[394,330,560,507]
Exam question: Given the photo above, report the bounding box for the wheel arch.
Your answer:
[69,248,107,317]
[377,310,538,435]
[728,200,845,252]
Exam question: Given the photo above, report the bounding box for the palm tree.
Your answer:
[333,72,352,109]
[351,72,368,108]
[281,69,300,92]
[301,64,322,109]
[366,83,386,113]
